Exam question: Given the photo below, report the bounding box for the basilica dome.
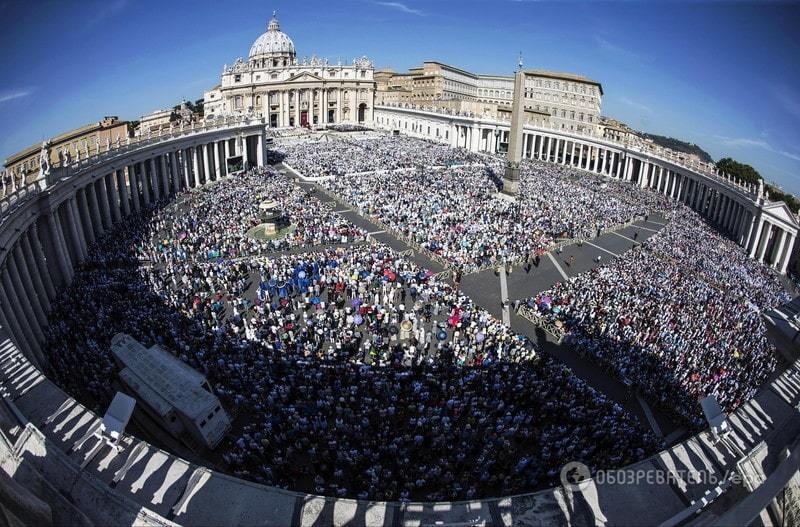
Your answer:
[249,13,296,59]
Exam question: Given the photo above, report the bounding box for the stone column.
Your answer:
[117,169,130,217]
[149,158,161,202]
[202,145,211,182]
[170,151,181,192]
[159,154,170,195]
[223,141,231,175]
[21,232,52,311]
[242,137,250,169]
[97,177,112,230]
[213,142,221,179]
[4,263,43,347]
[743,213,757,251]
[751,219,768,259]
[66,198,87,262]
[0,272,39,362]
[758,222,774,262]
[140,162,152,206]
[86,182,104,236]
[772,229,787,269]
[75,188,95,247]
[180,150,190,188]
[11,247,46,329]
[294,90,301,125]
[129,165,141,213]
[780,233,795,274]
[257,134,265,166]
[28,225,56,300]
[46,211,72,286]
[108,172,121,223]
[639,162,648,188]
[192,147,201,186]
[0,286,36,358]
[321,89,328,124]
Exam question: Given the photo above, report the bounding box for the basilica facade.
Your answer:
[203,14,375,128]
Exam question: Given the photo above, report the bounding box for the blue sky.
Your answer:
[1,0,799,193]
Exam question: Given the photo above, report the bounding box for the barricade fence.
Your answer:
[517,305,566,342]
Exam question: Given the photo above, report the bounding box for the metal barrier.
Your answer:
[516,305,566,342]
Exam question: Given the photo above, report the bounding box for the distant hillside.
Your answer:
[641,133,714,164]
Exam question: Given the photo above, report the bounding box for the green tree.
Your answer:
[715,158,762,185]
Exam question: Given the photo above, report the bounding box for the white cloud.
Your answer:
[0,91,31,104]
[373,1,424,16]
[595,36,641,61]
[716,135,800,163]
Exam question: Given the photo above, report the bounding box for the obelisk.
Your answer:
[502,57,525,196]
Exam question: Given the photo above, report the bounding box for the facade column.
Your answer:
[66,198,88,262]
[86,182,104,236]
[46,212,72,286]
[772,229,787,268]
[77,188,95,246]
[744,213,758,251]
[117,169,130,217]
[780,233,795,274]
[0,270,40,362]
[21,232,52,312]
[242,136,251,168]
[294,90,301,125]
[570,142,576,166]
[202,145,211,182]
[213,142,221,179]
[5,260,44,347]
[257,134,265,166]
[108,172,121,224]
[11,247,46,330]
[639,162,648,188]
[140,162,152,206]
[180,150,191,188]
[97,177,113,230]
[28,225,56,300]
[0,285,35,359]
[159,154,170,195]
[170,151,181,192]
[130,164,142,213]
[150,158,161,201]
[756,221,772,261]
[191,147,201,187]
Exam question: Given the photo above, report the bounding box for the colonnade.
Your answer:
[245,87,372,127]
[0,131,265,366]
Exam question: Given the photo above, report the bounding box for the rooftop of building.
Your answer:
[3,116,128,166]
[524,69,603,93]
[110,333,218,421]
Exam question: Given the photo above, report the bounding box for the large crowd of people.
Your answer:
[43,164,658,501]
[524,207,789,425]
[278,135,486,178]
[39,132,790,501]
[139,166,365,262]
[323,158,668,271]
